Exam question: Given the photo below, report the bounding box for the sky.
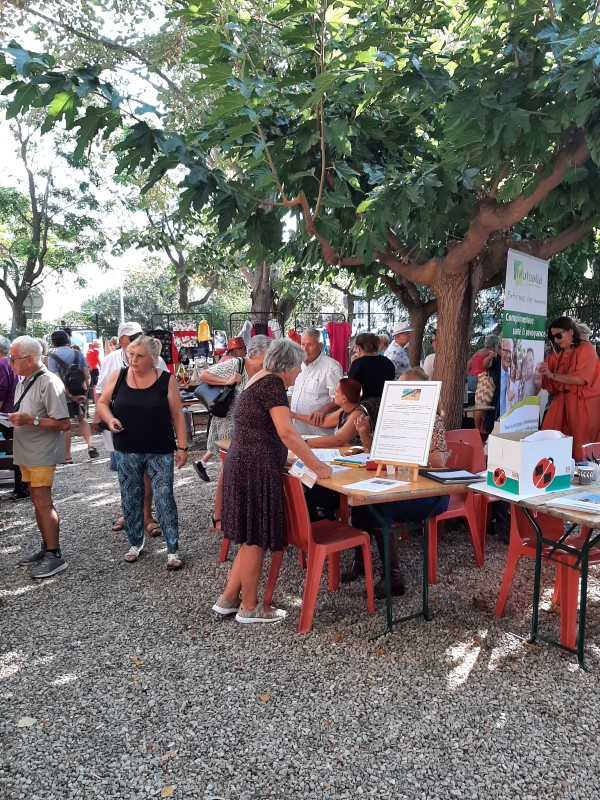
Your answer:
[0,11,170,330]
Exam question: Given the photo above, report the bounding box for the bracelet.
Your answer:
[177,446,189,452]
[553,373,557,380]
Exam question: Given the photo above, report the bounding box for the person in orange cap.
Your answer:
[219,337,247,363]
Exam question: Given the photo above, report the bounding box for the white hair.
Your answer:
[128,335,161,366]
[264,338,305,372]
[247,334,272,359]
[0,336,11,356]
[12,335,43,362]
[301,328,322,343]
[35,337,48,356]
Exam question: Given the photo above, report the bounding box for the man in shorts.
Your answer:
[48,329,98,461]
[8,336,70,578]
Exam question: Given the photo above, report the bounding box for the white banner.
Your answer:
[499,250,549,433]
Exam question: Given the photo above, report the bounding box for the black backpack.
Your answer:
[50,353,87,396]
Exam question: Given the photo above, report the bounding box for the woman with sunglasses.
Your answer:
[540,316,600,460]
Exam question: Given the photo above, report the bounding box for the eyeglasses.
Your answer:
[552,331,567,340]
[8,355,30,363]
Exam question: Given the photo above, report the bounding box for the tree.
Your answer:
[0,115,110,336]
[3,1,600,425]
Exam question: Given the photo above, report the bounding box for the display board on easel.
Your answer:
[370,381,442,479]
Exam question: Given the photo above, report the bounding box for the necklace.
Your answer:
[130,367,157,389]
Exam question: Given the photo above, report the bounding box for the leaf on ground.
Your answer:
[323,719,329,726]
[364,679,376,686]
[133,656,145,665]
[132,675,139,681]
[473,636,482,645]
[162,751,177,762]
[473,597,488,611]
[332,632,343,642]
[161,788,174,798]
[42,720,52,726]
[17,717,36,727]
[430,595,437,602]
[260,693,270,702]
[558,779,567,789]
[375,647,384,655]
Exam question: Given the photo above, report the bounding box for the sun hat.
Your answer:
[225,337,246,352]
[392,322,413,336]
[118,321,143,338]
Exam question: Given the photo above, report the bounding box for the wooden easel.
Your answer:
[374,460,420,481]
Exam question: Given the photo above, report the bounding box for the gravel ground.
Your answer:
[2,433,600,800]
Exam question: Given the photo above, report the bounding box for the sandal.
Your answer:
[112,517,125,532]
[124,540,145,563]
[209,517,222,533]
[167,552,183,570]
[145,521,161,537]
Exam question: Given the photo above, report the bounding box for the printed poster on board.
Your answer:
[499,249,548,433]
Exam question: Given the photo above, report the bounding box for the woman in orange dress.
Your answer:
[540,316,600,460]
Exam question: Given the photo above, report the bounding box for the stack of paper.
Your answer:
[332,453,370,468]
[546,492,600,513]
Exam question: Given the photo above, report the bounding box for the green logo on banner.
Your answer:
[514,260,523,286]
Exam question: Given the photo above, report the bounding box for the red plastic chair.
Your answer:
[427,441,484,584]
[495,505,600,650]
[446,428,496,553]
[263,473,375,634]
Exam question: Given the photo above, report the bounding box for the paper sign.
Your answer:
[342,478,409,493]
[289,459,317,488]
[310,449,342,462]
[370,381,442,466]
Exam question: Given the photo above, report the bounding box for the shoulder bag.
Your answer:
[98,367,128,431]
[210,358,245,418]
[475,369,495,406]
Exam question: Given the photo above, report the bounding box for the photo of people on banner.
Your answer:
[500,251,549,433]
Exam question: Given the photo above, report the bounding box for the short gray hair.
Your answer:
[35,337,48,356]
[247,334,272,359]
[578,322,591,336]
[484,334,499,350]
[127,335,161,366]
[264,338,305,373]
[12,335,43,361]
[301,328,322,343]
[0,336,11,356]
[378,333,389,348]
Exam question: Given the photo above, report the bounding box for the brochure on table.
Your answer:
[370,381,442,467]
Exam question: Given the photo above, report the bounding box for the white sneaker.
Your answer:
[235,603,287,624]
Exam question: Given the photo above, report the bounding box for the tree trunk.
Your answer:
[179,275,190,311]
[250,260,274,315]
[433,271,476,430]
[10,296,27,338]
[407,306,430,366]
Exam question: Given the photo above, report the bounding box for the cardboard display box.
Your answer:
[487,431,573,497]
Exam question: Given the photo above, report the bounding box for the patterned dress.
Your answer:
[204,357,247,454]
[222,374,289,551]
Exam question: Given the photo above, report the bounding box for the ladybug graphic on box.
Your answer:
[492,468,507,487]
[532,457,555,488]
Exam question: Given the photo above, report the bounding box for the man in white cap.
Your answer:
[93,322,167,534]
[385,322,412,379]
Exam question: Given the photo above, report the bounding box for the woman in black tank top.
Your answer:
[97,336,189,570]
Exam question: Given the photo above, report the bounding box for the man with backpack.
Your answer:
[48,330,99,461]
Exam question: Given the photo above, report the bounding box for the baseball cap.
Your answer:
[392,322,412,336]
[118,322,143,339]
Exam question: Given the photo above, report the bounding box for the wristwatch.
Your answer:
[177,445,189,452]
[33,416,40,426]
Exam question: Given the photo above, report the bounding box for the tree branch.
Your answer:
[22,5,190,106]
[187,278,218,307]
[524,215,596,260]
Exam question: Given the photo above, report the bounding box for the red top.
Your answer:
[86,346,101,370]
[469,351,488,377]
[325,320,352,372]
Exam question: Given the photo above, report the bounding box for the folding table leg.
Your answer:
[577,552,590,671]
[525,509,543,646]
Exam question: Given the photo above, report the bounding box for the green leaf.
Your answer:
[333,161,360,189]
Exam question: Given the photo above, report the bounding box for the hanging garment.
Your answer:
[198,319,211,342]
[268,319,283,339]
[251,321,269,337]
[239,321,253,345]
[325,320,352,372]
[288,329,301,344]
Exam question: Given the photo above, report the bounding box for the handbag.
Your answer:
[210,358,245,418]
[475,370,495,406]
[98,367,128,431]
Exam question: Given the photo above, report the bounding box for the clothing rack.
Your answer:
[228,311,284,338]
[351,311,395,333]
[293,312,346,333]
[149,311,213,332]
